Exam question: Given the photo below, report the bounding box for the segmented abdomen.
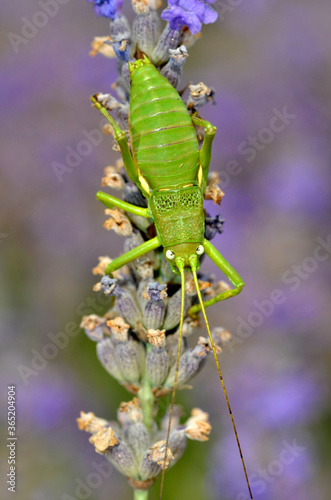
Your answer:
[129,62,200,191]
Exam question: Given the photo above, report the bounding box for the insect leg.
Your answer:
[188,238,244,316]
[91,95,150,198]
[104,236,161,275]
[97,191,152,218]
[191,115,217,192]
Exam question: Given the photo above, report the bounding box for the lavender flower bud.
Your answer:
[152,24,183,66]
[137,278,150,310]
[165,332,186,367]
[100,276,117,294]
[146,330,169,387]
[143,283,167,330]
[160,45,188,89]
[118,399,151,462]
[101,277,142,327]
[106,317,130,342]
[78,413,138,477]
[126,422,151,463]
[204,214,225,240]
[115,339,145,383]
[144,299,165,330]
[168,429,187,465]
[80,314,107,342]
[144,282,167,301]
[97,338,127,383]
[186,82,215,109]
[163,288,191,330]
[139,441,174,480]
[164,344,208,389]
[132,1,161,58]
[124,230,155,279]
[107,437,139,477]
[109,14,131,41]
[119,397,143,422]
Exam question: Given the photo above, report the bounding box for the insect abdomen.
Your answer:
[129,60,200,190]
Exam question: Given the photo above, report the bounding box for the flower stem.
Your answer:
[134,489,149,500]
[138,346,154,432]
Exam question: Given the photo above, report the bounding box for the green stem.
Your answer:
[134,347,153,500]
[138,349,154,432]
[134,489,149,500]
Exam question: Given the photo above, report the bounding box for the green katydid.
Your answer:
[92,55,253,500]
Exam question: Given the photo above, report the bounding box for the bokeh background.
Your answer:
[1,0,331,499]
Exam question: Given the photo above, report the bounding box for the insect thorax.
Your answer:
[150,184,205,248]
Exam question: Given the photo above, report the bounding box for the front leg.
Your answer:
[97,191,152,219]
[191,115,217,192]
[105,236,162,275]
[188,238,244,316]
[91,95,150,199]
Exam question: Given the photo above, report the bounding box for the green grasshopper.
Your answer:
[92,56,253,500]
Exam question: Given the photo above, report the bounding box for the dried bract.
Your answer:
[77,411,108,433]
[90,36,116,57]
[89,427,119,454]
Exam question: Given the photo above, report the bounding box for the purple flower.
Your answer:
[161,0,218,35]
[88,0,123,20]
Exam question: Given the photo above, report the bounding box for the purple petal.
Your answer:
[202,4,218,24]
[161,0,217,35]
[87,0,122,20]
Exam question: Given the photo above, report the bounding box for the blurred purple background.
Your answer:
[1,1,331,499]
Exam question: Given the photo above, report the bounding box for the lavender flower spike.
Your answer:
[161,0,218,35]
[80,3,241,497]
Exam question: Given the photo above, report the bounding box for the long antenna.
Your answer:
[191,264,254,500]
[159,262,186,500]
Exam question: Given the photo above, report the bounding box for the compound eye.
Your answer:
[196,245,204,256]
[166,250,175,260]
